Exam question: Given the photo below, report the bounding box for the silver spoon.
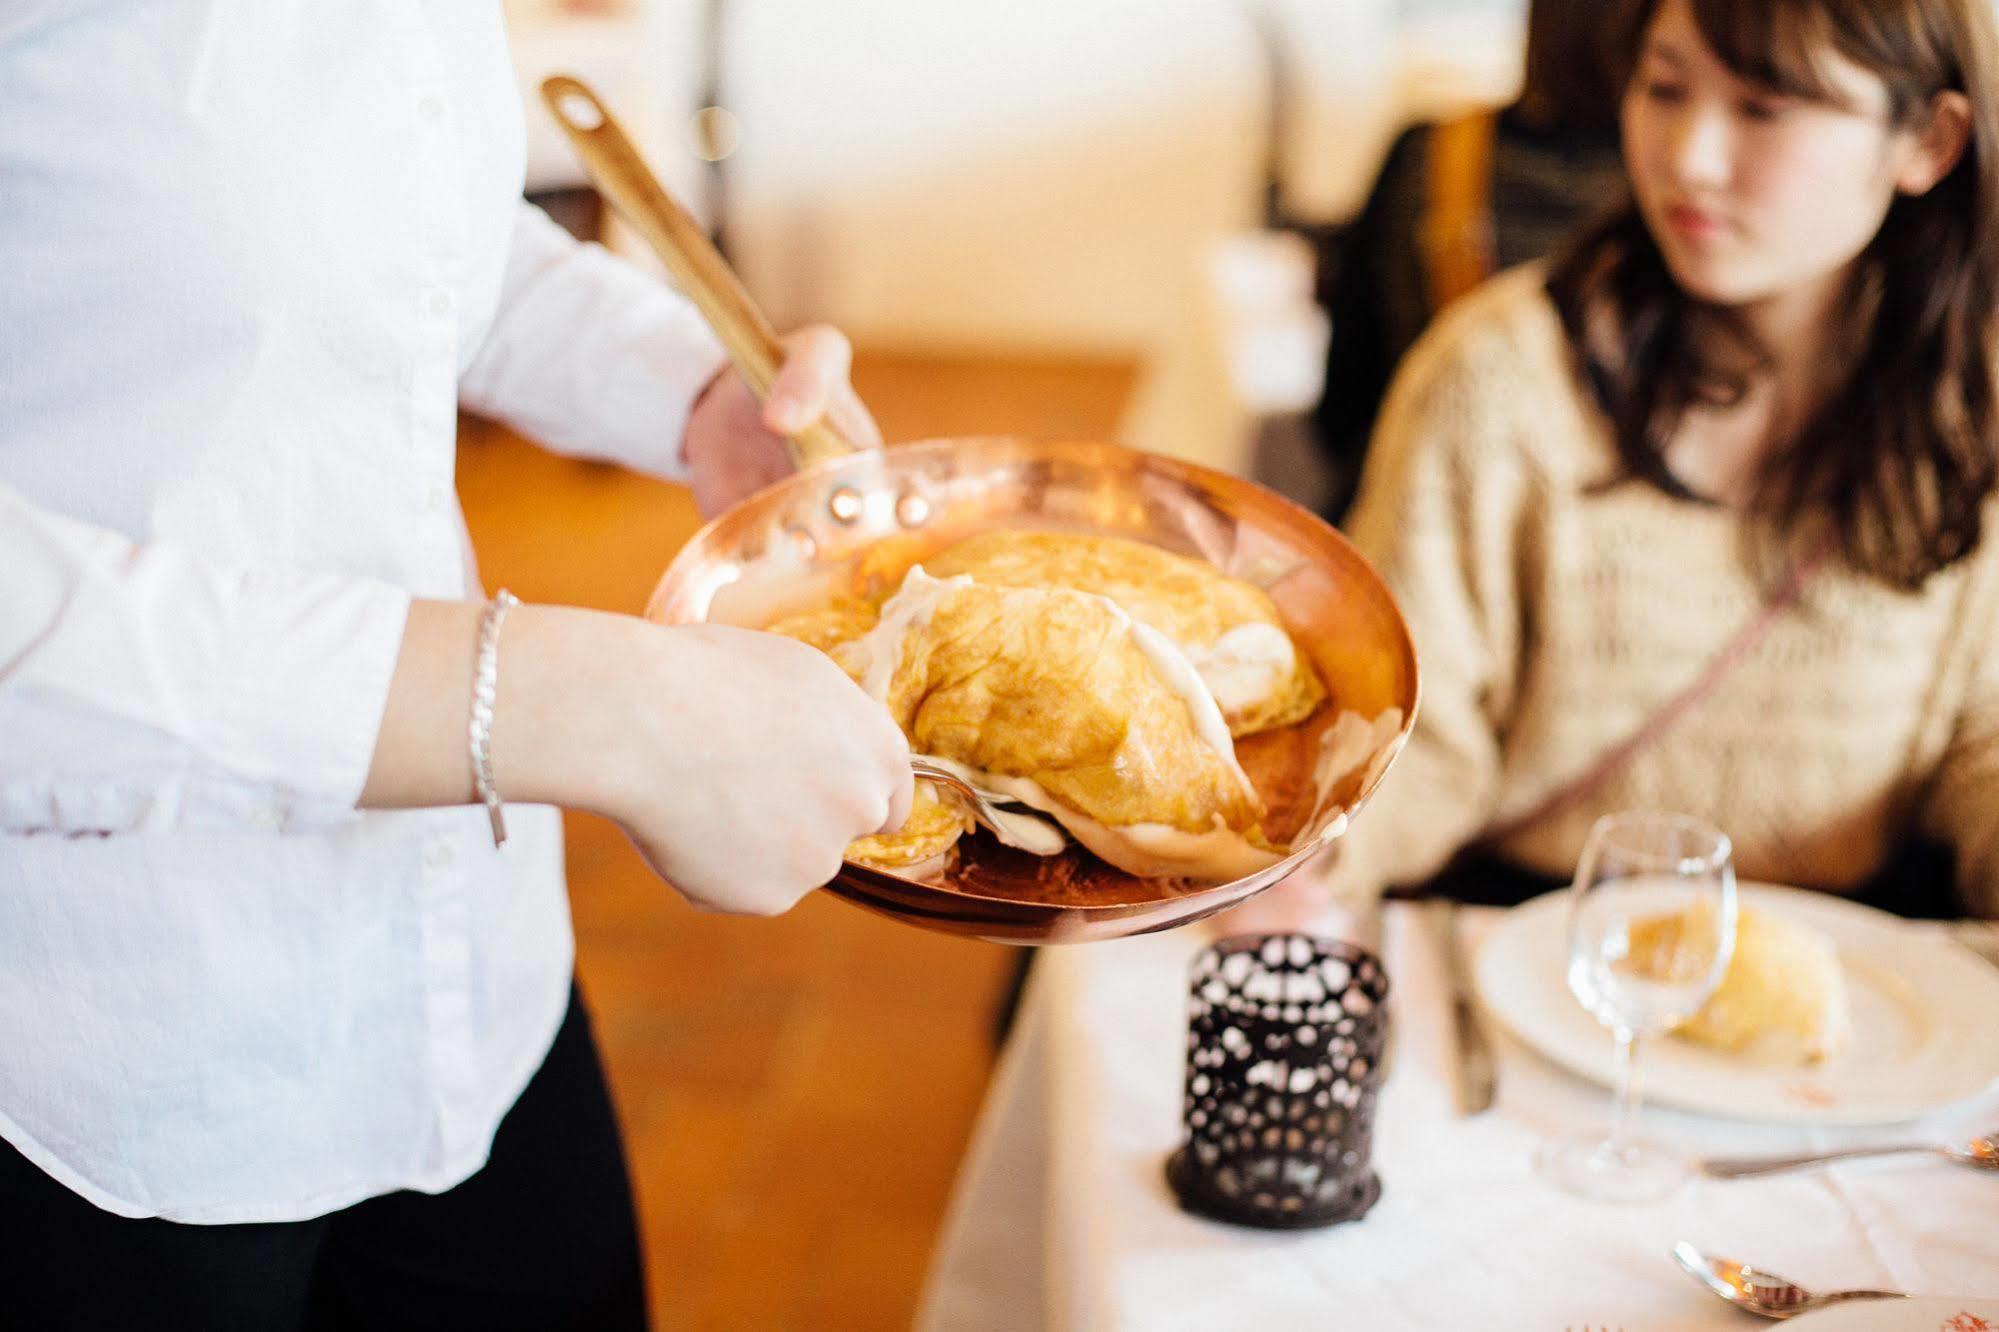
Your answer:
[908,757,1066,857]
[1673,1242,1905,1319]
[1699,1132,1999,1180]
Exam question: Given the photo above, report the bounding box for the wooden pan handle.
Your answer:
[538,75,857,471]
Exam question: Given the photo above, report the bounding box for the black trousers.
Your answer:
[0,985,647,1332]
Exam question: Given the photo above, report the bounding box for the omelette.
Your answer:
[783,567,1285,880]
[763,529,1339,880]
[917,531,1324,738]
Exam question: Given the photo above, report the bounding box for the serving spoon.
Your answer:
[907,757,1065,856]
[1672,1242,1905,1319]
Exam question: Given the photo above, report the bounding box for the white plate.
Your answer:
[1475,883,1999,1124]
[1784,1296,1999,1329]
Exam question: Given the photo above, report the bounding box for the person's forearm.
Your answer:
[361,598,912,914]
[359,598,648,818]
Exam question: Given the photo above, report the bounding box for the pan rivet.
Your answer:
[827,487,864,525]
[895,491,931,528]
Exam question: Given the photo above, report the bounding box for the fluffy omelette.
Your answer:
[767,531,1325,880]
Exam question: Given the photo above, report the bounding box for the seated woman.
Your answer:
[1248,0,1999,928]
[1312,0,1626,523]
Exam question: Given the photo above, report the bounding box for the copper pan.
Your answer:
[542,77,1420,944]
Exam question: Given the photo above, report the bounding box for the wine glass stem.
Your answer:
[1608,1026,1644,1153]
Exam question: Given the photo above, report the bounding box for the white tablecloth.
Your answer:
[919,904,1999,1331]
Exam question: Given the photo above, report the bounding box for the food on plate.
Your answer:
[1626,900,1851,1064]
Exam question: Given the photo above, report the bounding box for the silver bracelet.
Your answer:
[469,589,520,847]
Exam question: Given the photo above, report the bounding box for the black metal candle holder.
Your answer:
[1165,933,1389,1229]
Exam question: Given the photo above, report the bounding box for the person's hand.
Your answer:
[681,325,884,519]
[367,602,909,916]
[599,622,912,914]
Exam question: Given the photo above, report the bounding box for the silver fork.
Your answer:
[907,757,1064,855]
[909,757,1015,826]
[1698,1131,1999,1179]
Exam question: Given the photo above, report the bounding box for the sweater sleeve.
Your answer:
[1321,292,1538,904]
[1918,554,1999,919]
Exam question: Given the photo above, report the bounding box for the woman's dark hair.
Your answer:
[1518,0,1626,138]
[1547,0,1999,588]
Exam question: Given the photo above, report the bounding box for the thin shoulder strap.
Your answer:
[1475,546,1831,848]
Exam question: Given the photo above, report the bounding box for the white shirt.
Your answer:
[0,1,725,1223]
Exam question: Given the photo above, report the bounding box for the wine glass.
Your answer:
[1535,810,1738,1204]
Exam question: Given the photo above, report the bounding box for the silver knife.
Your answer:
[1432,898,1497,1116]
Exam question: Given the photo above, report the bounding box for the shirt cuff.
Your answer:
[205,568,413,807]
[0,495,414,833]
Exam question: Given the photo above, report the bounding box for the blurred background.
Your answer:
[506,0,1523,479]
[470,2,1527,1326]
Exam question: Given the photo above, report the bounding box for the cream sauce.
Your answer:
[838,567,968,704]
[1117,613,1258,804]
[1185,621,1296,719]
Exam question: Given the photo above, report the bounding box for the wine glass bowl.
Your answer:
[1537,810,1738,1203]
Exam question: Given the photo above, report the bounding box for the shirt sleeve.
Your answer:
[1918,560,1999,919]
[457,201,730,480]
[1320,301,1534,904]
[0,482,412,835]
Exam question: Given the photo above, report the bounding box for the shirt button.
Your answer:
[424,840,456,870]
[424,485,449,513]
[417,93,446,124]
[425,289,455,319]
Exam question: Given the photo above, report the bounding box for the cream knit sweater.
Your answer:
[1324,266,1999,918]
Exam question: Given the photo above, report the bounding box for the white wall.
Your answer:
[718,2,1263,352]
[510,1,1523,468]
